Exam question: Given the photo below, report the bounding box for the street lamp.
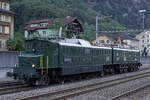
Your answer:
[139,9,146,30]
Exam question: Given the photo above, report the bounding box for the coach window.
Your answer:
[62,47,65,53]
[80,48,82,54]
[85,48,90,54]
[99,50,101,55]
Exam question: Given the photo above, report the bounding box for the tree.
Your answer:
[49,18,67,37]
[6,33,25,51]
[81,23,95,41]
[7,38,16,51]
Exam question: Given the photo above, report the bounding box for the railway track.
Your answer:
[0,81,21,87]
[109,83,150,100]
[0,81,36,95]
[0,84,31,95]
[18,71,150,100]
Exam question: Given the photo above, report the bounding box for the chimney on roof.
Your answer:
[59,27,62,37]
[66,16,70,19]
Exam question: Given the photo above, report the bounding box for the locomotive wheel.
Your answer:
[131,68,133,72]
[104,68,109,75]
[100,71,104,77]
[123,68,127,73]
[130,67,134,72]
[119,69,123,73]
[37,74,50,86]
[137,65,140,70]
[109,68,115,75]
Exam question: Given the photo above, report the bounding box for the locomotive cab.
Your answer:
[12,39,56,85]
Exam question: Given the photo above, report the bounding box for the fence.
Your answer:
[0,51,21,68]
[140,56,150,64]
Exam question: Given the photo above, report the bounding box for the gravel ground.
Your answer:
[119,86,150,100]
[0,66,150,100]
[68,76,150,100]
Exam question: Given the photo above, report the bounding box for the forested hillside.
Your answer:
[10,0,150,40]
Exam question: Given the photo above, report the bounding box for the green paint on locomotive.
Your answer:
[113,49,140,64]
[18,39,141,76]
[19,39,59,69]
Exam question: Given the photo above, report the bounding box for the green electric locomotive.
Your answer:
[11,38,141,85]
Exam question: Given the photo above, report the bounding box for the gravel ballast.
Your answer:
[0,66,150,100]
[119,86,150,100]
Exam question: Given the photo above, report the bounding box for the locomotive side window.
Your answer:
[85,48,90,54]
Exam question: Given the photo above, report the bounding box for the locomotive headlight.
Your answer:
[32,64,35,68]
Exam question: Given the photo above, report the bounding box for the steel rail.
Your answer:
[109,83,150,100]
[0,81,22,87]
[0,84,30,95]
[18,71,150,100]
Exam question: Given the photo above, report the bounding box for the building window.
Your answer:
[142,45,144,48]
[43,31,46,34]
[148,35,149,38]
[3,3,7,10]
[0,26,2,33]
[147,40,149,42]
[99,40,104,43]
[5,15,9,22]
[106,40,110,44]
[4,26,9,34]
[142,35,145,38]
[142,40,144,43]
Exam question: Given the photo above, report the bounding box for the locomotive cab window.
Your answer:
[25,40,46,52]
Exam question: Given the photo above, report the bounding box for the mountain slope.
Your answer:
[10,0,150,40]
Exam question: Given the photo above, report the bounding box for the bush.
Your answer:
[6,33,25,51]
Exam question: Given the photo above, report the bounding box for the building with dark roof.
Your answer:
[0,0,15,51]
[92,33,139,49]
[24,17,83,39]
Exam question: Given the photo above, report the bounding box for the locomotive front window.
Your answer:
[25,40,45,52]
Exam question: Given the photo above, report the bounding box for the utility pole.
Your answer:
[139,9,146,30]
[96,16,98,43]
[95,15,112,44]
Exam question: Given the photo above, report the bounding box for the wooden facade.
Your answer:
[24,17,83,39]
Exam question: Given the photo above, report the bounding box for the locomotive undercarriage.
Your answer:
[12,63,141,86]
[100,63,141,75]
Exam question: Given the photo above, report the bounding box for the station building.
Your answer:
[92,33,139,49]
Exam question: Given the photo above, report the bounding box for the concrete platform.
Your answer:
[0,77,14,82]
[0,68,13,78]
[0,68,14,82]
